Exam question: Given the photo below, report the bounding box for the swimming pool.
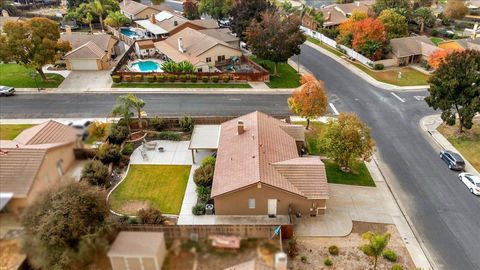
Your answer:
[130,60,162,72]
[120,28,142,39]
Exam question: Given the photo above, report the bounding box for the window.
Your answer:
[206,57,211,63]
[248,198,256,209]
[197,68,203,72]
[217,55,226,62]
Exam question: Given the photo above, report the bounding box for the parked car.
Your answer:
[68,119,92,140]
[440,150,465,170]
[458,173,480,195]
[0,86,15,96]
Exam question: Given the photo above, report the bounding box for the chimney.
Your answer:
[173,20,178,26]
[237,120,244,135]
[2,10,9,17]
[65,25,72,35]
[178,37,185,52]
[150,14,156,24]
[326,12,331,21]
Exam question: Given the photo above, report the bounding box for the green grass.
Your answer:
[437,121,480,171]
[294,121,328,155]
[250,56,301,88]
[109,165,191,215]
[324,159,375,187]
[112,83,252,88]
[306,37,430,86]
[430,37,445,46]
[0,124,35,140]
[0,64,65,88]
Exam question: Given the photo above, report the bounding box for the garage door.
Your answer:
[70,59,98,70]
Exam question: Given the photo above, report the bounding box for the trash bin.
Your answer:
[205,204,214,215]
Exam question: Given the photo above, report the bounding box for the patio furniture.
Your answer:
[144,141,157,150]
[209,235,241,249]
[158,147,164,152]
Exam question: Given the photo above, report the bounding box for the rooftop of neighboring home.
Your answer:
[198,28,240,45]
[120,0,173,16]
[0,121,78,198]
[60,32,116,59]
[320,0,374,27]
[439,37,480,50]
[211,111,329,200]
[137,39,155,50]
[154,27,241,65]
[390,35,437,58]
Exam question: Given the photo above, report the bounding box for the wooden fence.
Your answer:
[120,224,276,241]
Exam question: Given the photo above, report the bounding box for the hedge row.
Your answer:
[112,74,231,83]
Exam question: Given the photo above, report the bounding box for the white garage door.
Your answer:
[70,59,99,70]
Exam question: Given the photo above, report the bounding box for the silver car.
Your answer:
[0,86,15,96]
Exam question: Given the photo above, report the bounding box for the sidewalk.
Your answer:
[14,87,294,94]
[303,41,429,91]
[421,114,479,174]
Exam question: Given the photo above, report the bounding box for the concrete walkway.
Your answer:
[14,87,293,94]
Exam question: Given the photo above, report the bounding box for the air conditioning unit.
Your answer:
[205,204,214,215]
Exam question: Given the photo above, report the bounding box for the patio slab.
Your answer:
[130,140,193,165]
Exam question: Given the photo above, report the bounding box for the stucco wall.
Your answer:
[198,44,242,68]
[213,184,326,216]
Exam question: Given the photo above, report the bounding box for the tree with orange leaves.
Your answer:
[337,10,368,47]
[428,49,460,69]
[288,76,329,129]
[352,18,386,60]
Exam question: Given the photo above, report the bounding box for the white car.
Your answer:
[458,173,480,195]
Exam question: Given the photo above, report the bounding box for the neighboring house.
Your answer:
[389,35,438,66]
[60,29,118,70]
[154,27,242,72]
[439,37,480,51]
[320,1,373,27]
[108,232,167,270]
[0,121,79,217]
[135,11,218,39]
[135,39,157,57]
[198,28,240,49]
[211,111,329,217]
[120,0,173,20]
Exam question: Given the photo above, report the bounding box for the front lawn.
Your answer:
[430,37,445,46]
[0,124,35,140]
[109,165,191,215]
[0,64,65,88]
[250,56,301,88]
[437,120,480,171]
[324,159,376,187]
[112,83,252,88]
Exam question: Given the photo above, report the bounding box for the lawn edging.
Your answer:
[303,40,430,90]
[112,83,252,89]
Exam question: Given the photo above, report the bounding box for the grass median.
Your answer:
[112,83,252,88]
[0,64,64,88]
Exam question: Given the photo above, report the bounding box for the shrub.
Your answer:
[287,238,298,257]
[81,160,109,187]
[431,29,439,36]
[202,76,209,83]
[320,27,340,39]
[190,75,197,82]
[156,131,181,141]
[121,142,134,155]
[156,75,165,82]
[192,203,205,215]
[300,255,307,263]
[149,116,167,131]
[324,258,333,266]
[112,75,121,83]
[145,75,155,82]
[123,75,132,82]
[383,249,397,262]
[137,207,165,224]
[391,264,403,270]
[179,74,187,82]
[88,121,108,142]
[222,75,230,83]
[168,74,177,82]
[211,76,219,83]
[134,74,143,82]
[108,123,129,145]
[201,156,216,167]
[179,115,194,132]
[98,143,121,164]
[193,164,214,187]
[196,185,211,203]
[119,155,130,168]
[328,245,339,255]
[373,63,384,70]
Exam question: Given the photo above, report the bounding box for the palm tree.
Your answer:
[414,7,433,34]
[104,11,130,28]
[360,231,391,270]
[82,12,94,33]
[111,103,133,132]
[113,94,146,130]
[89,0,105,31]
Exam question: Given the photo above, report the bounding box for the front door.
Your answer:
[268,199,277,217]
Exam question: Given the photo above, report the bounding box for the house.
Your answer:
[120,0,173,20]
[60,29,118,70]
[134,11,218,39]
[154,27,242,72]
[198,28,240,49]
[0,121,79,217]
[108,232,167,270]
[135,39,157,57]
[439,37,480,51]
[389,35,438,66]
[320,1,373,27]
[211,111,329,217]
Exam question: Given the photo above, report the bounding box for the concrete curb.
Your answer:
[303,41,430,92]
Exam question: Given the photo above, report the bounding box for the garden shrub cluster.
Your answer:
[153,131,181,141]
[324,258,333,266]
[112,73,234,84]
[149,116,167,131]
[383,249,397,262]
[179,115,194,133]
[121,142,134,156]
[108,123,129,145]
[192,156,216,215]
[328,245,339,255]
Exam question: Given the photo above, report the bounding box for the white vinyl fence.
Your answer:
[301,26,373,67]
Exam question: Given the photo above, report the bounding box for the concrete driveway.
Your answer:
[57,70,112,91]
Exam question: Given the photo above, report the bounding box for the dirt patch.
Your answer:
[118,200,150,214]
[288,221,415,270]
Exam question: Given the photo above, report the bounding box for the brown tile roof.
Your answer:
[64,41,106,59]
[390,35,436,58]
[137,39,155,49]
[120,0,172,16]
[199,28,239,44]
[60,33,113,51]
[14,120,78,146]
[211,111,328,200]
[321,1,373,26]
[108,232,165,257]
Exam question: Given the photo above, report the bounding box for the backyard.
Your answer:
[0,64,65,88]
[437,120,480,171]
[250,56,301,88]
[306,37,430,86]
[0,124,35,140]
[109,164,191,215]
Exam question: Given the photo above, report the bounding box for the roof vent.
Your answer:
[178,37,186,53]
[237,120,244,134]
[173,20,178,26]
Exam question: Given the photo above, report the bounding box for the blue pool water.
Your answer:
[131,61,161,72]
[121,28,141,38]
